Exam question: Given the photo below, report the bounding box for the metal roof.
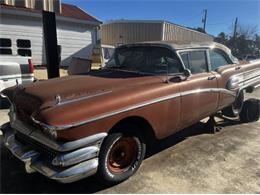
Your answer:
[0,3,101,23]
[118,41,231,53]
[61,4,101,23]
[102,19,213,38]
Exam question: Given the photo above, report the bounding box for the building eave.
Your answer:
[0,7,101,26]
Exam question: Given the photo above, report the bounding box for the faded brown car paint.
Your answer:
[2,41,260,183]
[2,43,260,142]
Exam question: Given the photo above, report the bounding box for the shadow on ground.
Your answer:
[0,117,243,194]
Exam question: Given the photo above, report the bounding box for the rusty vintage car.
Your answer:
[1,41,260,184]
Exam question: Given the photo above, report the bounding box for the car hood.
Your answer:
[3,69,165,125]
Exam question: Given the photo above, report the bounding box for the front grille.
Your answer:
[15,132,57,159]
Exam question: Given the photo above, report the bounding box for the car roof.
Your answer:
[117,41,231,54]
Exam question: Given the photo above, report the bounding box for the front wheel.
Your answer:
[97,130,146,185]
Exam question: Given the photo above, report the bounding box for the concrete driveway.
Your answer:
[0,90,260,193]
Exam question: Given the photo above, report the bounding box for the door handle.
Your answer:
[208,76,216,80]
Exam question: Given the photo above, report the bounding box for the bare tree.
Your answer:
[236,24,258,39]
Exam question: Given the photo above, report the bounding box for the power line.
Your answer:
[207,22,229,26]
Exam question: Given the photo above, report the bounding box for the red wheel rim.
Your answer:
[107,137,138,174]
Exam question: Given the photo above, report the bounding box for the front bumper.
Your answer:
[2,122,107,183]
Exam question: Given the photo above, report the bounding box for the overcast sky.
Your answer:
[63,0,260,36]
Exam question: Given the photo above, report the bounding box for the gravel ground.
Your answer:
[0,90,259,193]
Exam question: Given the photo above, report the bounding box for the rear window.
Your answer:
[189,51,208,73]
[180,50,208,74]
[209,49,230,70]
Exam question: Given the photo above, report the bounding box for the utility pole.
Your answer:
[233,17,238,38]
[42,10,60,79]
[202,9,207,32]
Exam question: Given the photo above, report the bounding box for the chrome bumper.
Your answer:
[2,123,107,183]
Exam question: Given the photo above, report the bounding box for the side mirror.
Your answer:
[183,69,191,77]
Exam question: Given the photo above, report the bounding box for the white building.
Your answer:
[0,0,101,66]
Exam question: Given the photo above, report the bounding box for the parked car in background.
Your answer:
[101,44,115,67]
[1,41,260,184]
[0,55,34,92]
[91,44,115,69]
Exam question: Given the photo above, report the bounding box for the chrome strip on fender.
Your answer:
[31,88,236,131]
[56,90,112,106]
[227,68,260,90]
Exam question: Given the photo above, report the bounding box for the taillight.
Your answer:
[28,58,34,73]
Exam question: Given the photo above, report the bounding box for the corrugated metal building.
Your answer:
[0,0,101,66]
[101,20,213,46]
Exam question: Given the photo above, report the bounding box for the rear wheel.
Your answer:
[222,91,244,117]
[239,98,260,122]
[97,125,146,184]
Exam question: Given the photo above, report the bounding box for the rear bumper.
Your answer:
[2,123,107,183]
[21,74,35,84]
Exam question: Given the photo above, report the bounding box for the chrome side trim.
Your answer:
[254,83,260,89]
[227,68,260,90]
[181,88,236,97]
[56,90,112,106]
[32,88,236,131]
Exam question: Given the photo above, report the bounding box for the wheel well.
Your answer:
[109,116,157,145]
[245,86,254,93]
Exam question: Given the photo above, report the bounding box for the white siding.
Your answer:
[0,15,44,65]
[0,12,95,66]
[56,21,94,66]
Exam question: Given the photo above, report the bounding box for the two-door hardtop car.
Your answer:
[1,41,260,184]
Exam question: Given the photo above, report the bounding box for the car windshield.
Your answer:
[105,46,183,75]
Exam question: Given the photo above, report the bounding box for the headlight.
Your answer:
[31,116,57,140]
[42,126,57,140]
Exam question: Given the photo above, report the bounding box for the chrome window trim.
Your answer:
[176,48,210,73]
[31,87,236,131]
